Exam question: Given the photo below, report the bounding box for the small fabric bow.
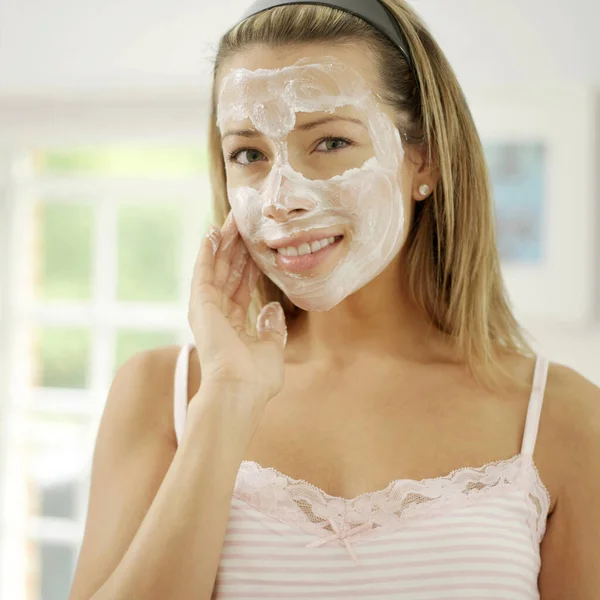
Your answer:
[306,517,373,565]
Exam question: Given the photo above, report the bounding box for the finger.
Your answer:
[214,229,242,290]
[228,259,259,332]
[228,303,250,338]
[213,211,239,290]
[213,211,238,281]
[219,211,237,252]
[223,242,249,300]
[228,307,255,345]
[192,225,221,288]
[231,258,260,316]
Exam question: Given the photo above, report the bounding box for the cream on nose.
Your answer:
[260,173,318,221]
[261,195,316,221]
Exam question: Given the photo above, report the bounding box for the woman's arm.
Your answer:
[70,214,285,600]
[538,365,600,598]
[68,349,260,600]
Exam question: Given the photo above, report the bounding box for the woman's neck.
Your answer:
[285,260,458,366]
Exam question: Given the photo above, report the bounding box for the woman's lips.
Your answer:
[273,236,344,274]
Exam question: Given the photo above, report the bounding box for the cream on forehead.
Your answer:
[217,58,407,312]
[217,58,376,139]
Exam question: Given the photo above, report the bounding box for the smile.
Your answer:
[272,235,344,274]
[277,236,342,257]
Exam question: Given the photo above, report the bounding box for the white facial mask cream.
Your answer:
[217,58,406,312]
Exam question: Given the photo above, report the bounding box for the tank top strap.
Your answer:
[173,342,194,446]
[520,355,550,458]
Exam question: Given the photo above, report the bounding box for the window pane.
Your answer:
[26,417,88,521]
[117,203,182,302]
[31,145,207,177]
[41,481,77,520]
[34,202,94,301]
[29,542,76,600]
[32,327,91,389]
[115,329,180,371]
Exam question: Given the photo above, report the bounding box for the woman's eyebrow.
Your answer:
[296,115,367,131]
[222,128,260,140]
[221,115,366,140]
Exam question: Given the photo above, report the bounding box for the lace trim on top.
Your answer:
[233,453,551,560]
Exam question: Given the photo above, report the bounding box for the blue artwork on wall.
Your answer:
[484,142,546,263]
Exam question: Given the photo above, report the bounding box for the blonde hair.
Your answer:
[209,0,534,386]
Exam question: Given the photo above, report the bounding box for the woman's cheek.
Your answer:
[228,188,274,266]
[227,187,256,238]
[339,170,388,215]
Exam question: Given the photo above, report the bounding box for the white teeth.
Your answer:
[298,243,311,256]
[276,236,339,257]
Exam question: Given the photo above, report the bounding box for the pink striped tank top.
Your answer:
[173,343,551,599]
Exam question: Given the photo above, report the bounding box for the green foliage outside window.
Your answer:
[33,145,208,388]
[34,326,91,389]
[33,145,208,177]
[117,203,183,303]
[37,203,94,301]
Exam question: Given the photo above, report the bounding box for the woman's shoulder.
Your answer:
[111,344,202,448]
[544,362,600,442]
[143,343,202,399]
[537,362,600,587]
[542,361,600,491]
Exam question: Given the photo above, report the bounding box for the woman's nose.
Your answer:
[259,165,318,221]
[261,195,316,221]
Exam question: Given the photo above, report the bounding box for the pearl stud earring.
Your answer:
[419,184,430,197]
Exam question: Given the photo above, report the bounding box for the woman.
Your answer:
[69,1,600,599]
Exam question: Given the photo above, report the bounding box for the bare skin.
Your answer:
[176,346,554,505]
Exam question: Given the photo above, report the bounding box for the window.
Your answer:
[0,137,212,600]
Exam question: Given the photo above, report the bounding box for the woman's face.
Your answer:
[217,43,417,312]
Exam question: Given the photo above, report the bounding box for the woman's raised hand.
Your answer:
[188,212,287,413]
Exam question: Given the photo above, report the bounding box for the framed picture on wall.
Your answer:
[470,86,597,324]
[484,141,546,265]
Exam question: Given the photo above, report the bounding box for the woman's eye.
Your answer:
[231,149,266,165]
[315,138,351,152]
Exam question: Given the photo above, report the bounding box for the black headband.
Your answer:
[238,0,415,73]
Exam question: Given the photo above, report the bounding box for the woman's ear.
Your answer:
[409,145,440,202]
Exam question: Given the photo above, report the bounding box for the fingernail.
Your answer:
[261,302,287,346]
[206,225,220,254]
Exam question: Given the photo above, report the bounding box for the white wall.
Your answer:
[1,0,600,97]
[527,321,600,384]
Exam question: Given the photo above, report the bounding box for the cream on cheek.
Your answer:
[218,58,407,312]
